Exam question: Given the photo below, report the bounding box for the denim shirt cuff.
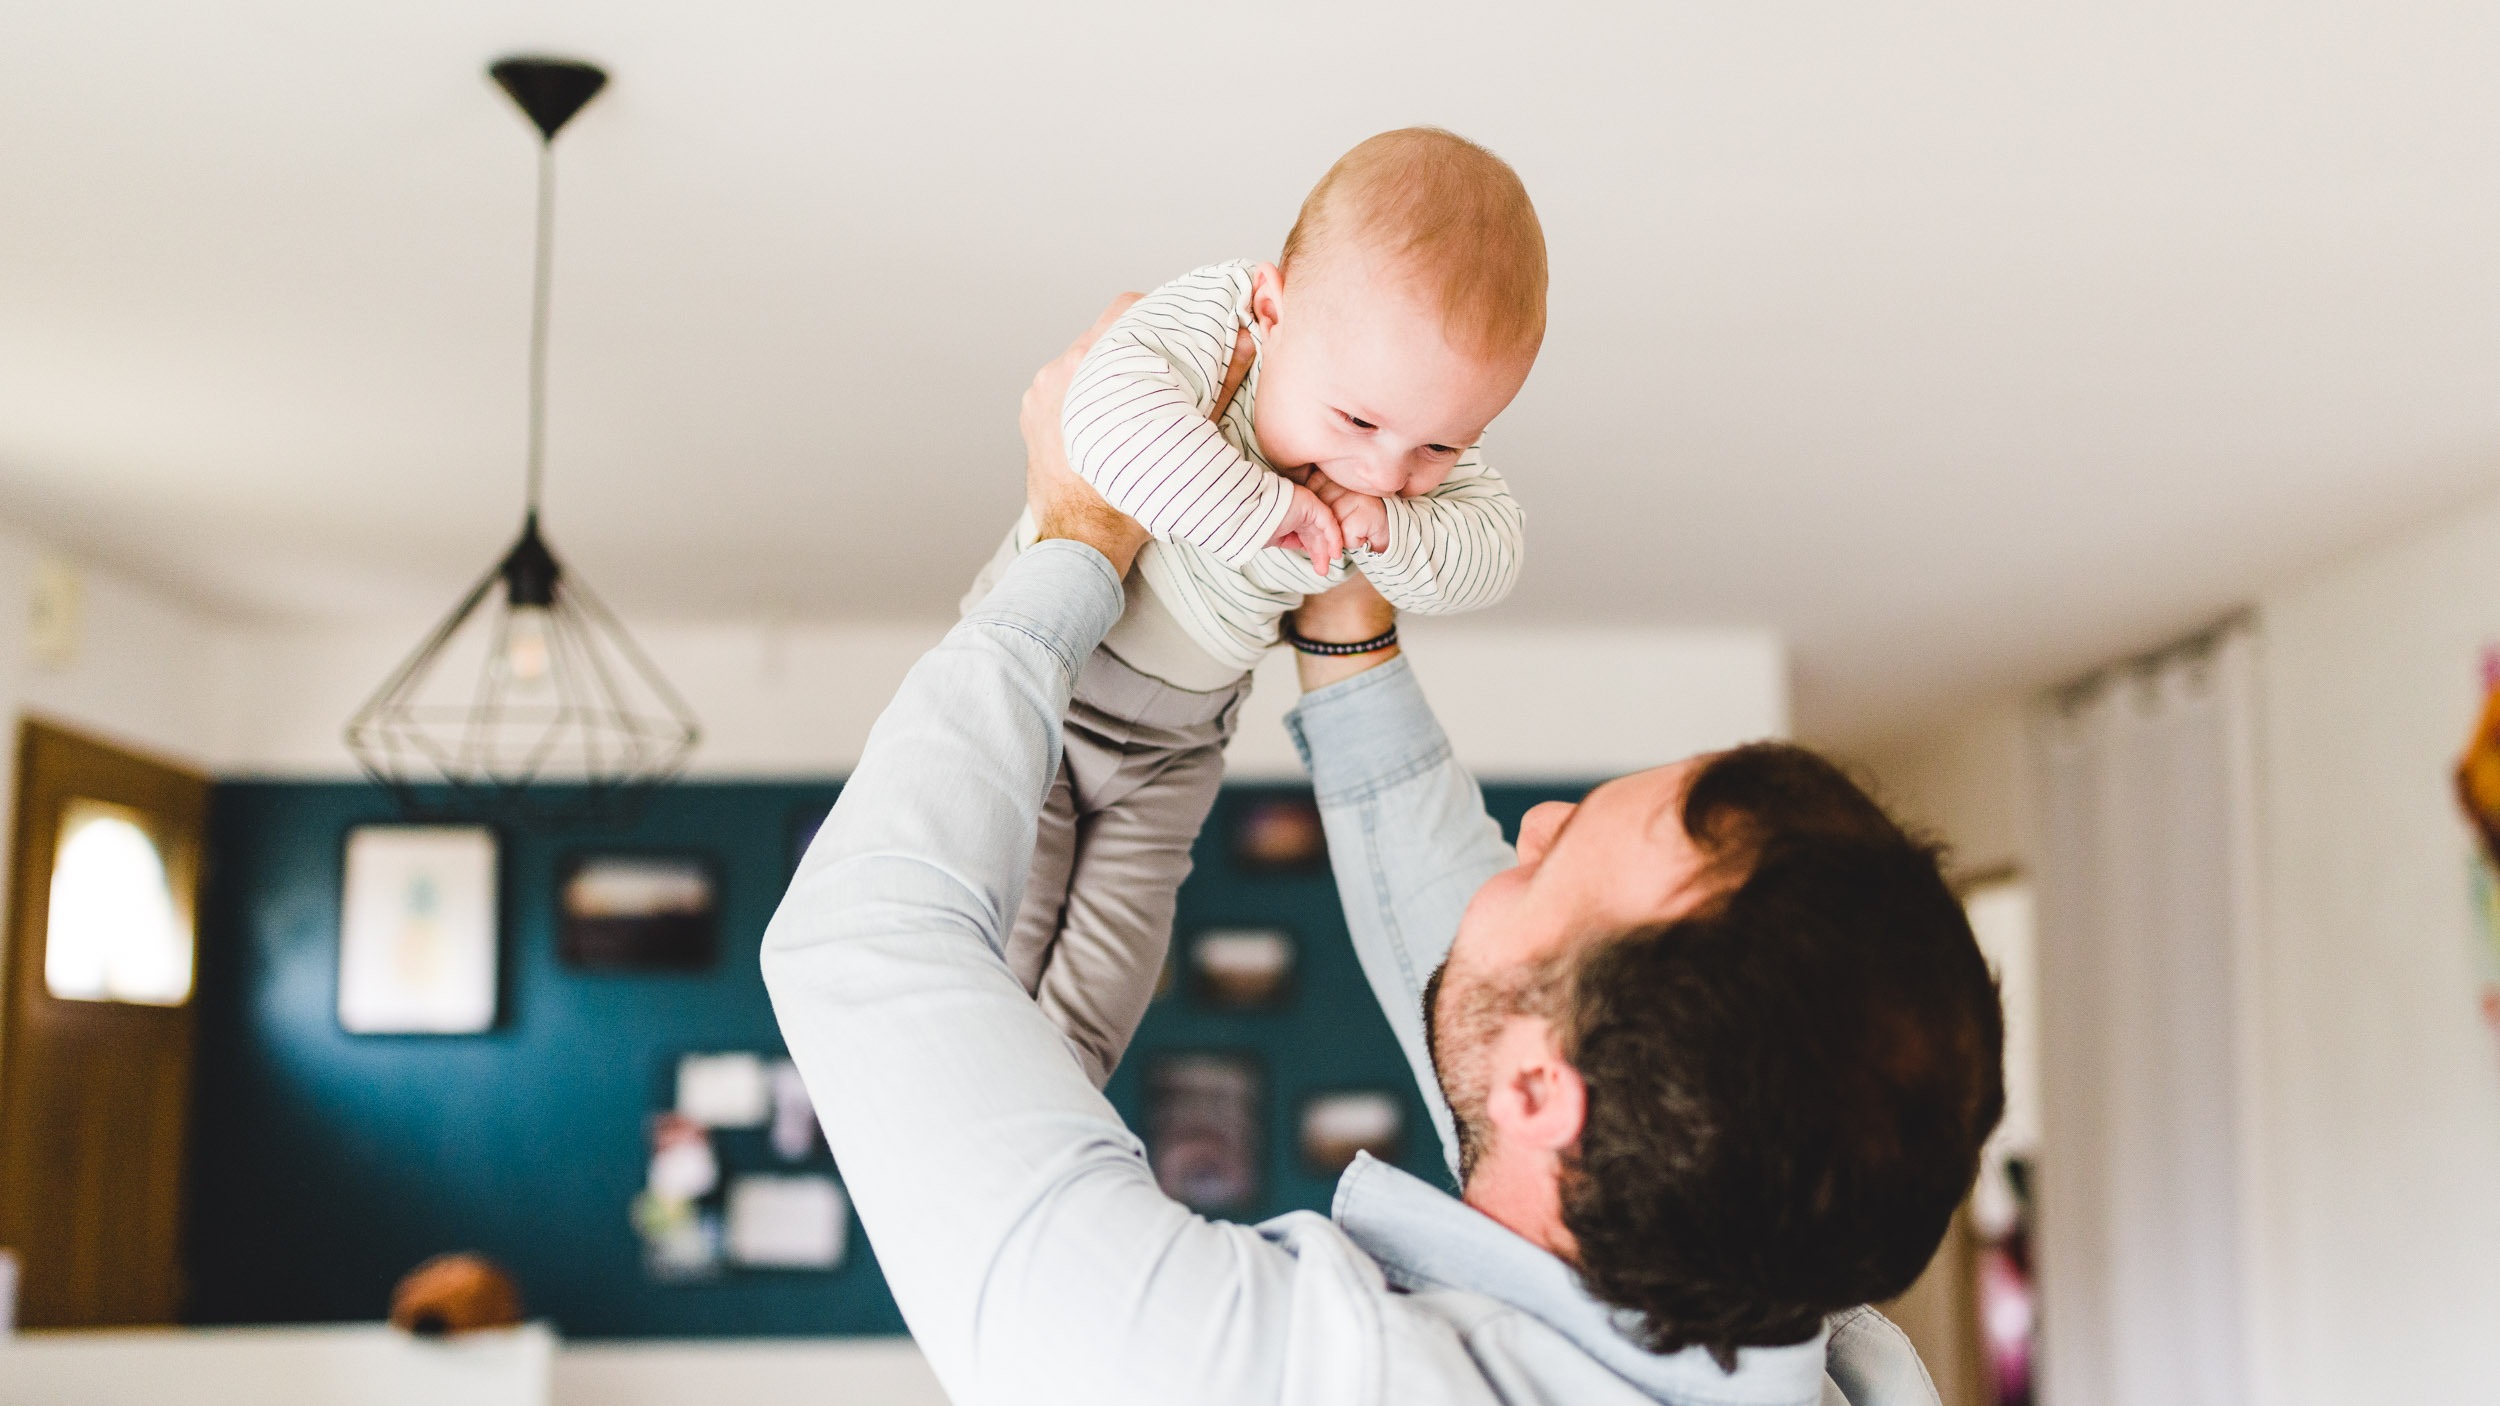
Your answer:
[1284,656,1456,805]
[962,538,1126,680]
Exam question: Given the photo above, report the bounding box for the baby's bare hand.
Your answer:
[1269,483,1345,578]
[1308,477,1389,554]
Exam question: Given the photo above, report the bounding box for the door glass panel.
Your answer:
[43,799,192,1006]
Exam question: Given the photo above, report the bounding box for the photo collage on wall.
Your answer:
[635,1049,848,1283]
[630,802,851,1284]
[1143,793,1407,1217]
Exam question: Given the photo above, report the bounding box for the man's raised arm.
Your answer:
[762,307,1323,1406]
[1283,585,1518,1182]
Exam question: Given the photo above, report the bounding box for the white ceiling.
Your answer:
[4,1,2497,744]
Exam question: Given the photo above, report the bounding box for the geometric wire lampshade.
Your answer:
[343,513,699,824]
[344,55,698,825]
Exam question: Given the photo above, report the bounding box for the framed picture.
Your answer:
[560,853,719,971]
[1146,1053,1263,1213]
[1229,794,1327,875]
[1189,928,1296,1009]
[1299,1090,1406,1175]
[338,824,499,1034]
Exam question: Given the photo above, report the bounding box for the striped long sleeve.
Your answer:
[1062,265,1294,568]
[1064,261,1526,673]
[1351,452,1523,615]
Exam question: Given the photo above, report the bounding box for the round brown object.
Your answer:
[388,1253,524,1337]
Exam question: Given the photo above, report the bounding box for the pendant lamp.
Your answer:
[345,57,699,823]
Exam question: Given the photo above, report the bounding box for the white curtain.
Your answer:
[2031,623,2259,1406]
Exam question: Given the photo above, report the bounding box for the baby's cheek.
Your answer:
[1255,404,1327,470]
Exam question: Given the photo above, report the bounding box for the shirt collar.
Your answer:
[1331,1154,1830,1406]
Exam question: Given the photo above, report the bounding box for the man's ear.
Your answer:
[1249,262,1285,334]
[1486,1018,1586,1155]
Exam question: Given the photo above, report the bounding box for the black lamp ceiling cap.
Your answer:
[499,512,562,609]
[489,56,608,142]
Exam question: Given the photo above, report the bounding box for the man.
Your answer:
[762,305,2004,1406]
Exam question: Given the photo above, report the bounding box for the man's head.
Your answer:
[1427,743,2004,1368]
[1247,128,1547,501]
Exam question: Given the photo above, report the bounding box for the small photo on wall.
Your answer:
[338,824,499,1035]
[1189,928,1296,1009]
[675,1052,772,1129]
[1229,794,1327,875]
[1146,1053,1263,1214]
[1299,1090,1406,1176]
[560,853,718,972]
[724,1174,849,1271]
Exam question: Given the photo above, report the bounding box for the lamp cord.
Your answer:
[525,141,556,517]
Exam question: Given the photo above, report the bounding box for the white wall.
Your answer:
[2244,497,2500,1403]
[206,614,1787,783]
[1857,491,2500,1406]
[0,537,220,774]
[0,508,1783,787]
[1849,693,2037,883]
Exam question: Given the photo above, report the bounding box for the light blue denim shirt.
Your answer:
[762,540,1938,1406]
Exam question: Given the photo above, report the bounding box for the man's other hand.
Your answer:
[1290,572,1399,693]
[1025,295,1151,576]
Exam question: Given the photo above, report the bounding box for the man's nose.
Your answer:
[1518,801,1578,865]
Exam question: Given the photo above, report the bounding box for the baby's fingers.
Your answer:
[1297,490,1344,575]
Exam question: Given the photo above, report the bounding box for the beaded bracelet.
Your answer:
[1282,622,1400,657]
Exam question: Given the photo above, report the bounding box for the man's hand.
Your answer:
[1289,571,1399,693]
[1025,295,1151,576]
[1307,474,1389,555]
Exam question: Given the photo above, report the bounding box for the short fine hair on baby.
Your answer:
[1282,128,1548,359]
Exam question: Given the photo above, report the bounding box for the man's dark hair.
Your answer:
[1557,743,2004,1368]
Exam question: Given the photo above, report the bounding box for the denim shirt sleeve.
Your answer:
[1285,657,1518,1183]
[761,541,1322,1406]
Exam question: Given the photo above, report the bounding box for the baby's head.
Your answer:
[1250,129,1547,500]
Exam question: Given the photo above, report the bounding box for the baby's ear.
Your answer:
[1249,262,1285,333]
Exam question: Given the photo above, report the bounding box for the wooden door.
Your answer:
[0,719,208,1326]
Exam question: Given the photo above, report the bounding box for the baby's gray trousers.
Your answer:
[1008,644,1246,1086]
[963,547,1248,1087]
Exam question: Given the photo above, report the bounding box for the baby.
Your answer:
[964,127,1545,1086]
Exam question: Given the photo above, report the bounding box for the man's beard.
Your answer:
[1422,961,1490,1182]
[1424,953,1573,1185]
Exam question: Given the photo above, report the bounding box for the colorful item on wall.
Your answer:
[2453,646,2500,1053]
[561,854,719,971]
[337,825,499,1034]
[635,1113,724,1282]
[1146,1053,1262,1212]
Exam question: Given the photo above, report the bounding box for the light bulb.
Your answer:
[505,606,552,686]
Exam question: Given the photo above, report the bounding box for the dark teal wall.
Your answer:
[189,777,1584,1338]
